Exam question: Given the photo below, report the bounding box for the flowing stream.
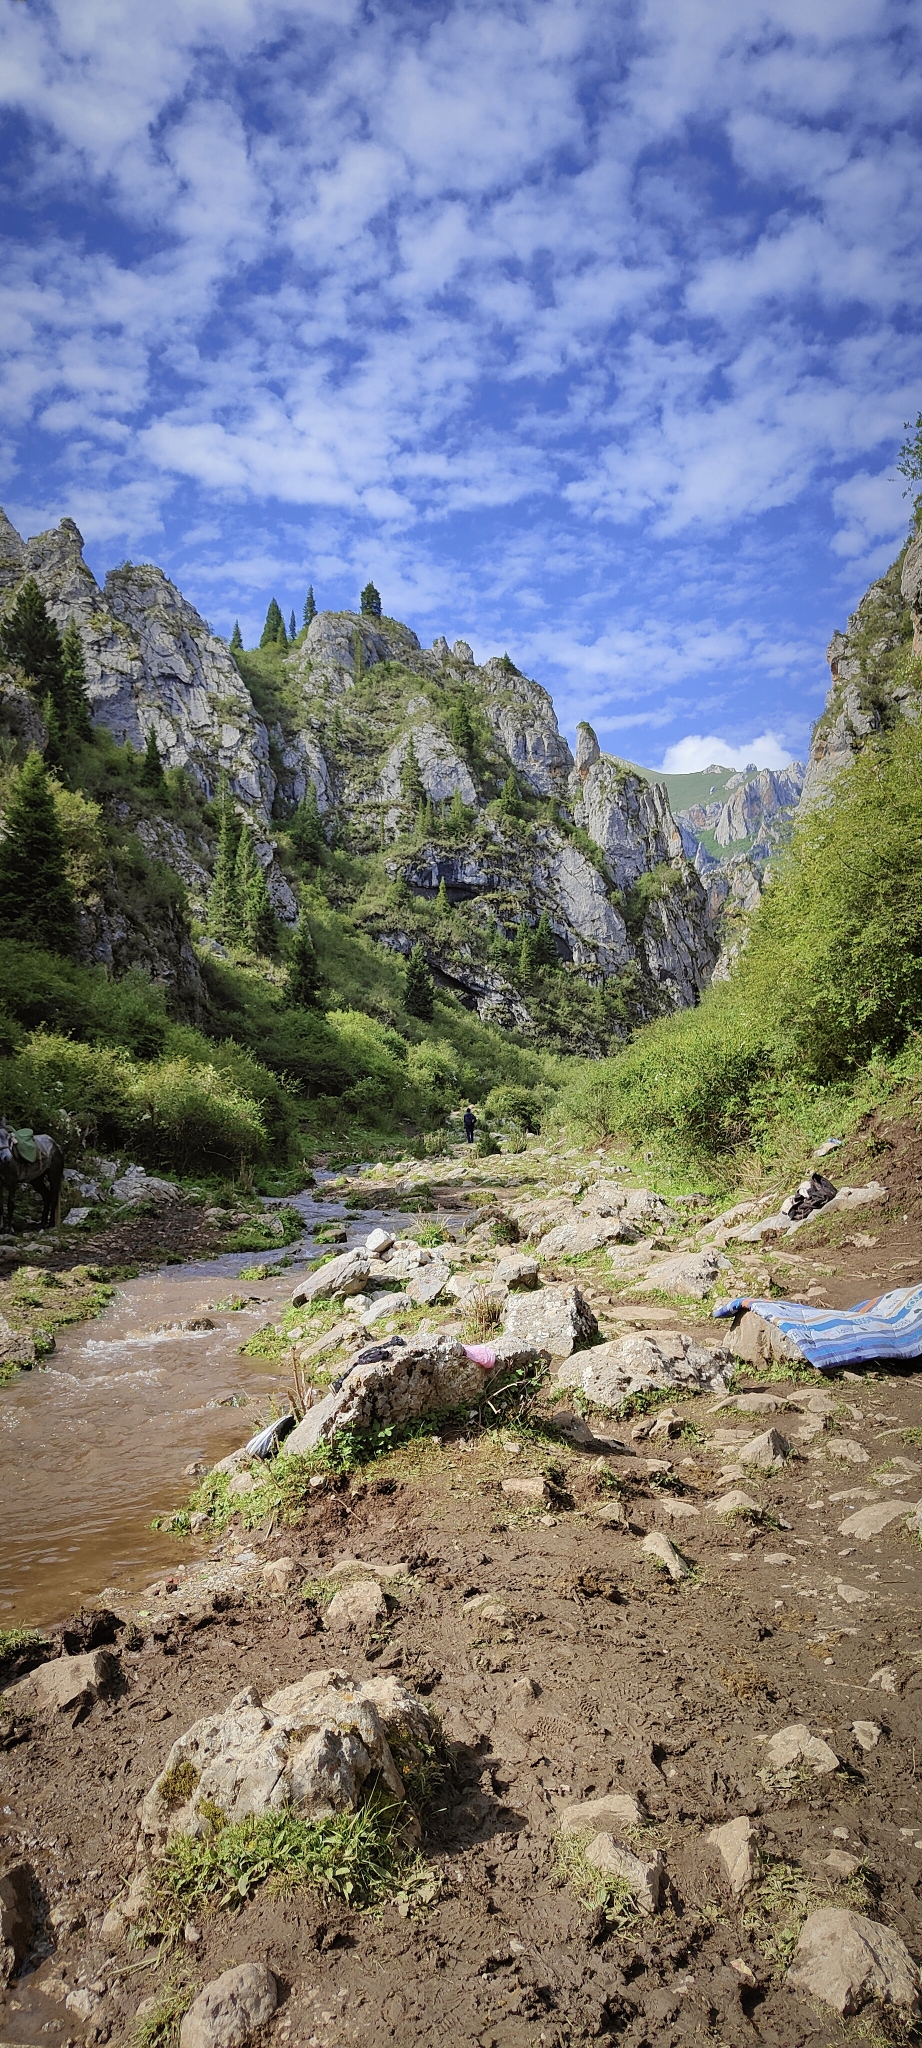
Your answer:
[0,1182,424,1627]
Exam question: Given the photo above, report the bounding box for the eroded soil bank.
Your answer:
[2,1127,922,2048]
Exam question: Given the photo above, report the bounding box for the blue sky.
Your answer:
[0,0,919,771]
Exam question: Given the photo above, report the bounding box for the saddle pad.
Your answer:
[13,1128,37,1163]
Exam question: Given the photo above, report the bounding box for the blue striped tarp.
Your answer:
[713,1284,922,1373]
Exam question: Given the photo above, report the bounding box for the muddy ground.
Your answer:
[2,1124,922,2048]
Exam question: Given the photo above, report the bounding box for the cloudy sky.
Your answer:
[1,0,919,769]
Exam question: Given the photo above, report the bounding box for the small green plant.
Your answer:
[130,1977,194,2048]
[413,1221,449,1247]
[555,1831,641,1929]
[744,1856,818,1974]
[0,1626,47,1662]
[460,1287,503,1344]
[158,1757,199,1810]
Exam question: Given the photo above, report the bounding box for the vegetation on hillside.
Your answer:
[563,698,922,1182]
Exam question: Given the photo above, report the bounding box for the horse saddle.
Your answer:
[12,1128,37,1164]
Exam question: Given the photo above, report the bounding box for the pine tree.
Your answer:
[41,692,64,775]
[360,581,382,617]
[235,826,276,953]
[519,926,538,981]
[0,578,65,704]
[303,586,316,626]
[287,904,323,1007]
[417,798,435,840]
[141,726,165,788]
[404,942,435,1020]
[449,699,475,753]
[290,783,324,864]
[230,621,243,650]
[498,771,519,814]
[435,877,450,917]
[400,736,426,810]
[260,598,286,647]
[534,910,557,967]
[289,609,297,641]
[207,778,241,943]
[60,621,93,740]
[0,751,76,952]
[447,788,468,834]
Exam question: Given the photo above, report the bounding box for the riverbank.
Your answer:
[2,1132,922,2046]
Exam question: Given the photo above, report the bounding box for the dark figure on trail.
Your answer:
[0,1122,65,1232]
[463,1106,477,1145]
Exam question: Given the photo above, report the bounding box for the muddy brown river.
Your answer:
[0,1185,422,1627]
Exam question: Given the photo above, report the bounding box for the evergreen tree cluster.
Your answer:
[289,783,325,865]
[260,598,288,649]
[360,582,382,618]
[404,942,435,1019]
[207,777,277,953]
[0,751,77,953]
[0,578,93,768]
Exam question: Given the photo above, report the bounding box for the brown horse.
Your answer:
[0,1123,65,1232]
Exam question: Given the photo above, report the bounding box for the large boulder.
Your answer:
[291,1248,370,1306]
[3,1650,115,1718]
[180,1963,278,2048]
[138,1669,432,1860]
[787,1908,920,2015]
[642,1249,722,1298]
[283,1334,503,1456]
[536,1218,634,1258]
[556,1331,732,1405]
[501,1285,598,1360]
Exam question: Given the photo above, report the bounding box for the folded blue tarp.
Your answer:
[713,1283,922,1373]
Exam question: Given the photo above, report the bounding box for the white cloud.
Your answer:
[658,732,798,773]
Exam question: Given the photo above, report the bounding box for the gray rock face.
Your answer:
[501,1284,598,1359]
[902,535,922,654]
[179,1963,278,2048]
[556,1332,732,1404]
[643,1249,721,1298]
[801,556,918,809]
[139,1669,431,1857]
[787,1908,920,2015]
[380,727,477,806]
[282,1334,506,1455]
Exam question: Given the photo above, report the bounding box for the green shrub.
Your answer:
[485,1083,542,1131]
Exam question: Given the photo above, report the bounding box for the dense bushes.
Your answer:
[0,1034,273,1168]
[563,713,922,1170]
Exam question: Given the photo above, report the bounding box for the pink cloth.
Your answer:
[462,1343,496,1369]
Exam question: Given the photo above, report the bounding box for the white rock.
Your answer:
[829,1437,870,1464]
[537,1218,634,1258]
[63,1206,92,1226]
[111,1165,181,1205]
[291,1248,370,1306]
[851,1720,882,1751]
[641,1531,689,1581]
[738,1428,791,1470]
[502,1474,552,1503]
[556,1330,731,1404]
[835,1582,869,1605]
[283,1334,499,1456]
[787,1908,919,2015]
[360,1292,406,1326]
[323,1578,386,1634]
[838,1501,910,1539]
[643,1250,721,1298]
[365,1228,395,1255]
[3,1649,113,1717]
[560,1793,646,1835]
[493,1253,539,1290]
[826,1848,862,1880]
[139,1670,432,1858]
[869,1666,898,1694]
[707,1816,756,1896]
[405,1257,452,1306]
[709,1490,760,1518]
[584,1834,665,1913]
[764,1723,839,1777]
[502,1285,598,1359]
[180,1962,278,2048]
[260,1557,296,1595]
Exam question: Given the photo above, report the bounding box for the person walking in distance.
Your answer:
[463,1105,477,1145]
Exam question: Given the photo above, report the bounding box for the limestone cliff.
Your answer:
[800,547,918,808]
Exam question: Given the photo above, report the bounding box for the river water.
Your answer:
[0,1182,425,1628]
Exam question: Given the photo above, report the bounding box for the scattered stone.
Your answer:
[493,1253,539,1290]
[361,1291,405,1326]
[652,1497,701,1525]
[643,1250,722,1298]
[641,1531,690,1581]
[556,1330,731,1405]
[99,1905,126,1942]
[365,1228,394,1255]
[738,1428,791,1470]
[787,1908,919,2015]
[707,1817,756,1896]
[227,1470,258,1498]
[826,1848,862,1880]
[3,1649,114,1717]
[584,1834,665,1913]
[0,1863,34,1984]
[260,1557,297,1595]
[180,1962,278,2048]
[0,1314,35,1369]
[502,1285,598,1359]
[869,1666,898,1694]
[836,1581,869,1605]
[829,1438,870,1464]
[838,1501,911,1539]
[710,1490,761,1519]
[63,1206,92,1227]
[765,1723,839,1777]
[851,1720,882,1751]
[323,1578,386,1634]
[405,1257,452,1306]
[537,1219,634,1258]
[139,1670,433,1857]
[501,1475,552,1504]
[560,1793,646,1834]
[111,1165,181,1205]
[291,1249,370,1306]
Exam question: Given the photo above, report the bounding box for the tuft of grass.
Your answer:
[158,1757,199,1810]
[144,1795,427,1938]
[555,1831,642,1929]
[460,1287,503,1343]
[130,1978,194,2048]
